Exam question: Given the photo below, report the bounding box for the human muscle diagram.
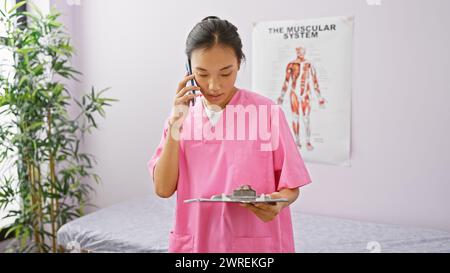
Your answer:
[277,46,327,151]
[252,16,354,166]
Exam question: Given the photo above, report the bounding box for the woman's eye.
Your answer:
[197,73,231,77]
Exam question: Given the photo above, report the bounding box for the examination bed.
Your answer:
[56,197,450,253]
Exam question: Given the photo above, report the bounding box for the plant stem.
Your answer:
[47,109,57,253]
[27,159,43,253]
[34,164,45,248]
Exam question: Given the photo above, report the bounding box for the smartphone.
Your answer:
[185,59,198,107]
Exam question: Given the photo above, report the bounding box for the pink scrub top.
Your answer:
[147,88,311,253]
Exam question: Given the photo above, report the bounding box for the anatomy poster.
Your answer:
[252,16,354,166]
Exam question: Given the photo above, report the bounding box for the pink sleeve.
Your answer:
[272,106,312,191]
[147,118,170,182]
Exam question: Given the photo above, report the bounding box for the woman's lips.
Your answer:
[206,93,224,102]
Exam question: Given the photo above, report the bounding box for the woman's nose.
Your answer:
[208,78,221,92]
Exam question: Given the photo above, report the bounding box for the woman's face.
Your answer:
[190,45,240,109]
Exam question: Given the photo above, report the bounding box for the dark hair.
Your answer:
[185,16,245,66]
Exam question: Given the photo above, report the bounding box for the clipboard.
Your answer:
[184,185,289,205]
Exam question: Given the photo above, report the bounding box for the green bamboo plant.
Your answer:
[0,1,117,252]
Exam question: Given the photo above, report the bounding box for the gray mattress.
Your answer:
[57,197,450,253]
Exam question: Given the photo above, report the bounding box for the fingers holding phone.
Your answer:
[175,74,201,104]
[170,74,202,128]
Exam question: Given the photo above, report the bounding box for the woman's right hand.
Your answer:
[169,74,202,128]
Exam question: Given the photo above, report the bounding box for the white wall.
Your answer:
[53,0,450,231]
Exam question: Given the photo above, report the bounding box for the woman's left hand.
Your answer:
[239,192,285,223]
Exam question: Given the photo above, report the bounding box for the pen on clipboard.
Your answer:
[185,60,198,107]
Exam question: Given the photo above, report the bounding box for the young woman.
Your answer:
[148,16,312,253]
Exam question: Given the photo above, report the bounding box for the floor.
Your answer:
[0,239,12,253]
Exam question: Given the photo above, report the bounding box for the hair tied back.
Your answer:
[202,16,221,21]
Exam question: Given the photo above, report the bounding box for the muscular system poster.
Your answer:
[252,16,354,166]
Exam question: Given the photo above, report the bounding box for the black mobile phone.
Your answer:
[185,59,198,107]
